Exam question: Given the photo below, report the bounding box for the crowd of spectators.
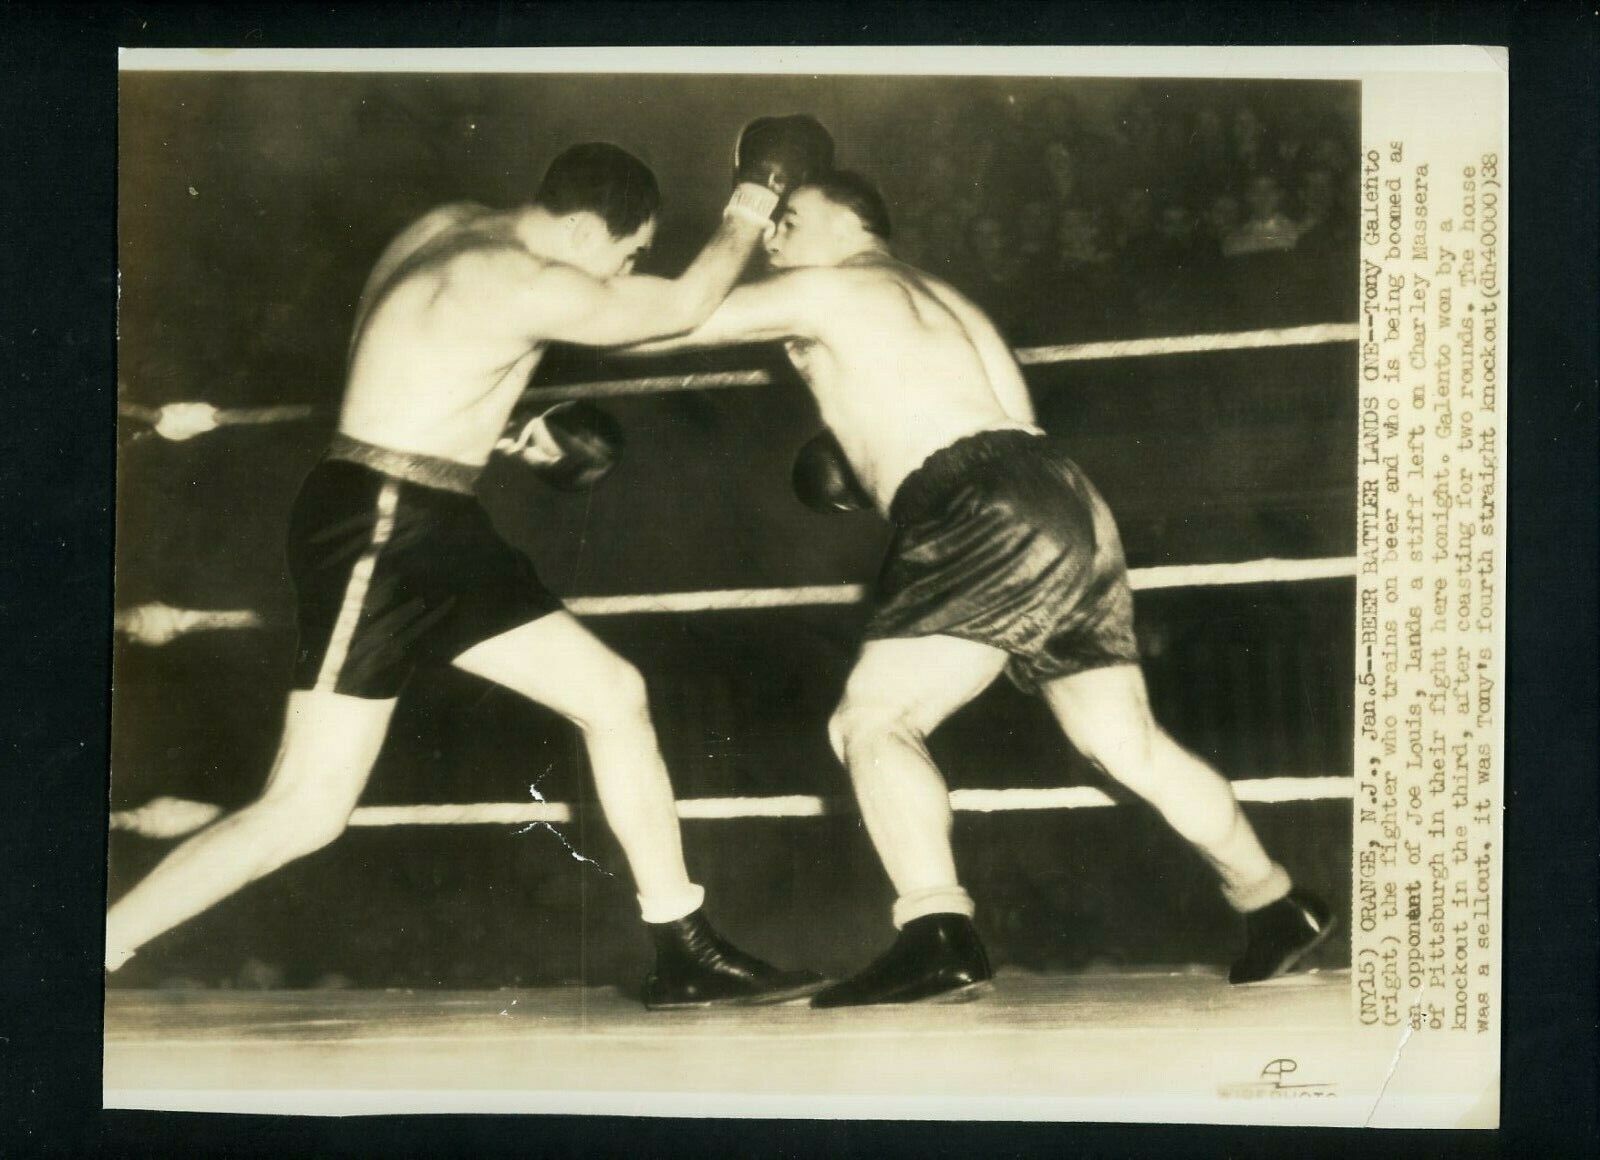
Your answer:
[879,85,1360,343]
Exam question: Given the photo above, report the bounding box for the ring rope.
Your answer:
[116,322,1358,438]
[564,556,1357,617]
[536,322,1360,402]
[110,776,1353,836]
[114,557,1356,643]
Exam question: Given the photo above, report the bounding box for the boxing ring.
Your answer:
[107,321,1390,1120]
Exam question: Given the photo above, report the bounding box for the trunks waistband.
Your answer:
[888,426,1049,527]
[325,432,483,495]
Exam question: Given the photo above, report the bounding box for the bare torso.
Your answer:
[779,255,1037,511]
[339,205,550,465]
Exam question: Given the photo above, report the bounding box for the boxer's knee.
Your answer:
[245,786,353,862]
[567,656,653,735]
[828,693,926,773]
[1072,711,1160,786]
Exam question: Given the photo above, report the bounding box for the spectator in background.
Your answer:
[1178,190,1244,328]
[1289,165,1356,320]
[1110,186,1161,267]
[1230,105,1270,174]
[1306,122,1354,181]
[1041,138,1080,207]
[888,84,1354,341]
[1032,92,1082,145]
[1055,206,1112,271]
[1115,93,1165,190]
[1189,105,1231,189]
[1224,171,1306,325]
[964,212,1028,332]
[1223,172,1300,256]
[1200,190,1244,258]
[1129,197,1207,333]
[1273,131,1307,177]
[1015,198,1059,276]
[1294,166,1341,243]
[1042,206,1129,340]
[1156,200,1200,257]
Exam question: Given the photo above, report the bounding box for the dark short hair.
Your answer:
[802,170,892,240]
[534,143,660,239]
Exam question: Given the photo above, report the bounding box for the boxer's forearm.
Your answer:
[522,217,767,349]
[608,327,728,357]
[610,276,814,356]
[656,214,768,336]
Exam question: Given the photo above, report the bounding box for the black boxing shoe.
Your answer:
[810,913,994,1008]
[643,909,824,1010]
[1228,889,1336,985]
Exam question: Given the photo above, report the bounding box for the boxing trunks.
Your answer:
[864,428,1140,693]
[287,433,562,699]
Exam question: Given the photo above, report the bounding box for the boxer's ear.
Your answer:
[566,212,602,250]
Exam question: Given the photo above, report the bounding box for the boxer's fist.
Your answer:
[792,430,871,513]
[734,114,834,197]
[497,400,624,491]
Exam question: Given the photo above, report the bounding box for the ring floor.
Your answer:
[104,969,1493,1125]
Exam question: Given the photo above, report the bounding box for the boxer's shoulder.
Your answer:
[414,232,561,305]
[765,262,877,309]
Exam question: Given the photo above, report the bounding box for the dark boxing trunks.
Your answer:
[287,434,562,699]
[864,428,1140,693]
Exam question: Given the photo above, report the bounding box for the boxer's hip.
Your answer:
[884,427,1100,535]
[867,428,1139,690]
[285,443,558,699]
[323,431,484,496]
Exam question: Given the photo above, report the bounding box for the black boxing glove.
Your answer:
[496,400,624,491]
[734,114,835,194]
[725,114,836,230]
[792,430,872,513]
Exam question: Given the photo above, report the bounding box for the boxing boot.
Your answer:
[643,909,823,1009]
[811,913,993,1008]
[1228,889,1335,984]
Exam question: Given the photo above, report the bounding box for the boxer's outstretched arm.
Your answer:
[611,270,827,355]
[502,216,770,348]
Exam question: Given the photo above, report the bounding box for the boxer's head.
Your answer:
[534,142,660,278]
[766,171,892,269]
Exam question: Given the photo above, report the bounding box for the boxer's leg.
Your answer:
[810,634,1009,1007]
[455,611,822,1006]
[105,689,395,970]
[1041,663,1289,910]
[452,612,702,923]
[827,634,1010,926]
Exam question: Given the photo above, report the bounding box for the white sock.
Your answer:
[1221,862,1293,913]
[638,882,706,925]
[105,946,136,973]
[892,885,976,929]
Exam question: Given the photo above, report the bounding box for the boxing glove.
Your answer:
[497,400,624,491]
[729,114,835,232]
[792,430,872,513]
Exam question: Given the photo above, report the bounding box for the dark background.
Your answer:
[110,71,1357,991]
[2,3,1594,1158]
